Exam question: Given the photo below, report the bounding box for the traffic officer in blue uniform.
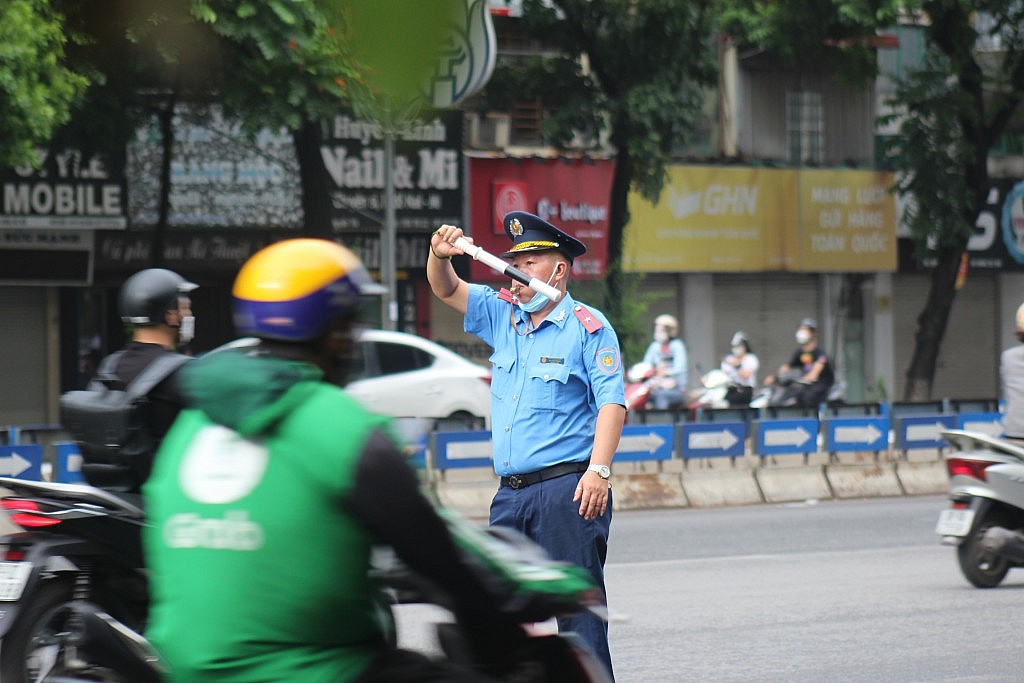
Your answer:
[427,211,626,679]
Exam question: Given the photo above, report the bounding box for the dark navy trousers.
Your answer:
[490,471,613,679]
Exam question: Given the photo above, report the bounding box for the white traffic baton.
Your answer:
[452,237,562,302]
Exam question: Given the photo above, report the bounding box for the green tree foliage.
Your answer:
[0,0,88,168]
[720,0,1024,399]
[54,0,360,247]
[883,1,1024,399]
[720,0,898,83]
[476,0,719,332]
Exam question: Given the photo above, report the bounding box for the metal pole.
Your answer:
[382,130,398,330]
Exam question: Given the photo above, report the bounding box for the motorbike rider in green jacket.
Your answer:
[143,238,515,682]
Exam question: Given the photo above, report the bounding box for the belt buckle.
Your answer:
[507,475,525,490]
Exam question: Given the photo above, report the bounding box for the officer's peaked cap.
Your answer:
[501,211,586,264]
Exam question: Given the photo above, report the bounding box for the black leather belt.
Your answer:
[500,461,589,490]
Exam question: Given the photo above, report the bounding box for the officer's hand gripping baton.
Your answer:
[452,237,562,302]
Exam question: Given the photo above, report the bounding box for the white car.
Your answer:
[346,329,491,428]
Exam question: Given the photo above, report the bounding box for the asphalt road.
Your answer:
[396,495,1024,682]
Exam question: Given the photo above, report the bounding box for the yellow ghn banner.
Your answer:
[795,169,896,272]
[624,166,896,272]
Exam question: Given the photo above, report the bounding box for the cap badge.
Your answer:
[510,218,524,236]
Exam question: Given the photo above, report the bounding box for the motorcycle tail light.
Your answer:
[946,457,995,482]
[3,549,25,561]
[1,499,62,529]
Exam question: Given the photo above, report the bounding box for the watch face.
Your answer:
[590,464,610,478]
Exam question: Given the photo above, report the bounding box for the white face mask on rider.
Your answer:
[178,316,196,345]
[795,329,812,345]
[654,328,670,344]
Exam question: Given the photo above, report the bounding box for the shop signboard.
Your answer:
[900,176,1024,272]
[324,111,464,233]
[624,166,898,273]
[0,149,127,231]
[467,156,614,280]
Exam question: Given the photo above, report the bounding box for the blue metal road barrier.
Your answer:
[680,422,746,459]
[757,418,820,456]
[55,443,85,484]
[433,430,493,469]
[824,416,889,454]
[615,424,674,462]
[0,445,43,481]
[895,413,959,452]
[7,424,65,445]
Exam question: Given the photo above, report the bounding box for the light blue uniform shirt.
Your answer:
[465,284,625,476]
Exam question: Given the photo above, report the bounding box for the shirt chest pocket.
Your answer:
[527,363,572,411]
[488,350,517,400]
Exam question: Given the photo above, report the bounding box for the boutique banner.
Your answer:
[467,156,613,280]
[624,166,897,273]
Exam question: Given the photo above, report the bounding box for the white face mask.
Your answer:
[178,315,196,345]
[517,263,560,314]
[731,345,744,356]
[654,329,669,344]
[795,329,812,345]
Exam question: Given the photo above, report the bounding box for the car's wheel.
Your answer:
[957,512,1012,588]
[443,411,483,430]
[0,579,76,683]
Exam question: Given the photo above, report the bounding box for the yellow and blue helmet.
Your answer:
[232,238,385,342]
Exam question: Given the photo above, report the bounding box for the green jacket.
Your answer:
[143,349,393,683]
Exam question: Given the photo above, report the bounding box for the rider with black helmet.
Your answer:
[84,268,197,490]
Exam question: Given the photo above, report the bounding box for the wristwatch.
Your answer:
[587,463,611,479]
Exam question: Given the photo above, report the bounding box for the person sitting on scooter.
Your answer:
[143,239,521,683]
[720,331,760,406]
[1000,302,1024,441]
[765,318,834,409]
[641,314,687,410]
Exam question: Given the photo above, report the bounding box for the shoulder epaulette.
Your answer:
[498,288,515,303]
[573,304,603,333]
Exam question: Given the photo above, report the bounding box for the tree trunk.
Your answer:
[604,144,632,323]
[153,96,176,268]
[903,244,965,400]
[294,119,333,239]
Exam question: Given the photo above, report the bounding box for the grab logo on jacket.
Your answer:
[179,425,268,504]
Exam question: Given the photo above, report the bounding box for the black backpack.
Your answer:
[59,351,189,491]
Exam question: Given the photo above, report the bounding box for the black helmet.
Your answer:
[119,268,197,326]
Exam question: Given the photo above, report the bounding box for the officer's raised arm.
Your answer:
[427,225,471,314]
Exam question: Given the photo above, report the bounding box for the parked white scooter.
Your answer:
[935,429,1024,588]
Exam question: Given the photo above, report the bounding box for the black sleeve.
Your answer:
[343,429,501,620]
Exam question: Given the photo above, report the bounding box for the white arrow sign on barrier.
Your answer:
[834,424,884,444]
[905,422,948,442]
[962,420,1003,437]
[446,440,493,460]
[688,430,739,451]
[0,452,31,477]
[764,426,813,448]
[617,432,667,454]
